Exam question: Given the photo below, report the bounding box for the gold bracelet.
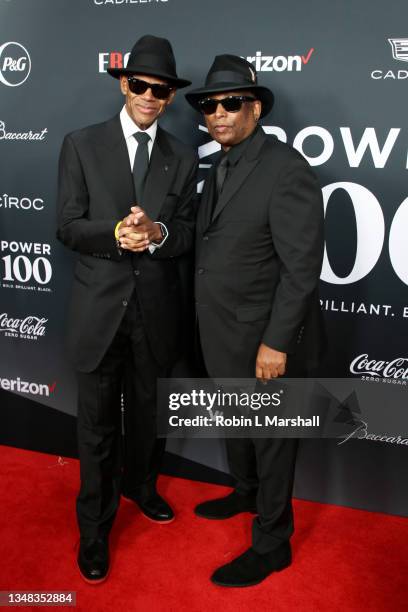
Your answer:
[114,220,122,241]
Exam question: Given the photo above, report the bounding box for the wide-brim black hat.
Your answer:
[185,54,274,118]
[107,34,191,89]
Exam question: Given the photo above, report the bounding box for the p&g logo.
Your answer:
[0,42,31,87]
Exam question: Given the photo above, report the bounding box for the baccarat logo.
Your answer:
[371,38,408,79]
[338,419,408,447]
[0,120,48,142]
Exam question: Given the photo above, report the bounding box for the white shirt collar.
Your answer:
[119,105,158,144]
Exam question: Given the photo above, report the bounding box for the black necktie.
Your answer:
[133,131,151,204]
[216,154,229,198]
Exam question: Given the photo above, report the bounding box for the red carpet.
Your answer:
[0,445,406,611]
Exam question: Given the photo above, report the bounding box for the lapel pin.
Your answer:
[164,165,168,172]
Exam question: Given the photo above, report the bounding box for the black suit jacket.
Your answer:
[57,115,198,372]
[195,127,325,378]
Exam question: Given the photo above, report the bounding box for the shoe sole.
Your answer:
[77,563,110,585]
[195,508,257,520]
[122,496,175,524]
[211,560,291,588]
[140,511,175,525]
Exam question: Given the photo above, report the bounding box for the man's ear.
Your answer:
[119,75,128,96]
[166,89,176,106]
[253,99,262,121]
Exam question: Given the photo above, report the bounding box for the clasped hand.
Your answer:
[118,206,162,252]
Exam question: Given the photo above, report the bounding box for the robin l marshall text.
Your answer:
[168,415,320,428]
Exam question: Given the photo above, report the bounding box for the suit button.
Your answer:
[134,269,140,276]
[197,268,205,275]
[122,299,128,307]
[203,236,209,241]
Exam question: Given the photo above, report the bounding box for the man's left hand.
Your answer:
[256,343,287,381]
[118,206,162,251]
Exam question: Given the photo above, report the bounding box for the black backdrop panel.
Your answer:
[1,0,407,516]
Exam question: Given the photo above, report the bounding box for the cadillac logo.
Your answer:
[388,38,408,63]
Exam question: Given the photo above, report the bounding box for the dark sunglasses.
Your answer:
[198,95,256,115]
[127,77,173,100]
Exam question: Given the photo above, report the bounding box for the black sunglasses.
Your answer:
[198,95,256,115]
[127,77,173,100]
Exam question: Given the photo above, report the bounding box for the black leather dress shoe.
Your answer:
[77,537,109,584]
[195,491,257,519]
[211,543,291,587]
[124,492,175,523]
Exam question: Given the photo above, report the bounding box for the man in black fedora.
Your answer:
[57,35,197,582]
[186,54,325,587]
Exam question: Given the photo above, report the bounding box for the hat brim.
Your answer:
[107,65,191,89]
[185,82,274,118]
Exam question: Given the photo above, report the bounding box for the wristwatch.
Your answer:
[151,221,169,247]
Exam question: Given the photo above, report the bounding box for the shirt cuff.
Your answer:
[148,221,168,253]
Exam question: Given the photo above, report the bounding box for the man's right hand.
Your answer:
[117,211,150,252]
[256,343,287,382]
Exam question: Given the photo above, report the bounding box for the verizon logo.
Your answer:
[0,376,57,396]
[245,48,315,72]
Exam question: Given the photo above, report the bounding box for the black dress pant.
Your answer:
[226,436,298,554]
[197,320,303,555]
[226,361,304,554]
[76,292,166,538]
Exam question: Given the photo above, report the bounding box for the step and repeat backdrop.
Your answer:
[1,0,407,515]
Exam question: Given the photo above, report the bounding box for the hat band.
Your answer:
[126,53,175,74]
[206,70,257,87]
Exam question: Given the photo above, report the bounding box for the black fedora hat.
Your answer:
[107,34,191,89]
[185,54,274,118]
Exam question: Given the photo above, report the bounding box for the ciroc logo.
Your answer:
[0,42,31,87]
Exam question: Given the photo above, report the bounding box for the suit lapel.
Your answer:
[94,115,135,218]
[142,126,176,221]
[211,128,267,223]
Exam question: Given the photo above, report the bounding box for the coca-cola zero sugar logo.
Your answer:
[0,42,31,87]
[0,313,47,341]
[350,353,408,385]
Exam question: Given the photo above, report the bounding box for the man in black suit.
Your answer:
[57,35,197,583]
[185,55,325,587]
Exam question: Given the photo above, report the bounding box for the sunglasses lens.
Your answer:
[199,99,218,115]
[222,97,243,112]
[128,78,171,99]
[199,96,254,114]
[151,84,172,99]
[128,79,148,95]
